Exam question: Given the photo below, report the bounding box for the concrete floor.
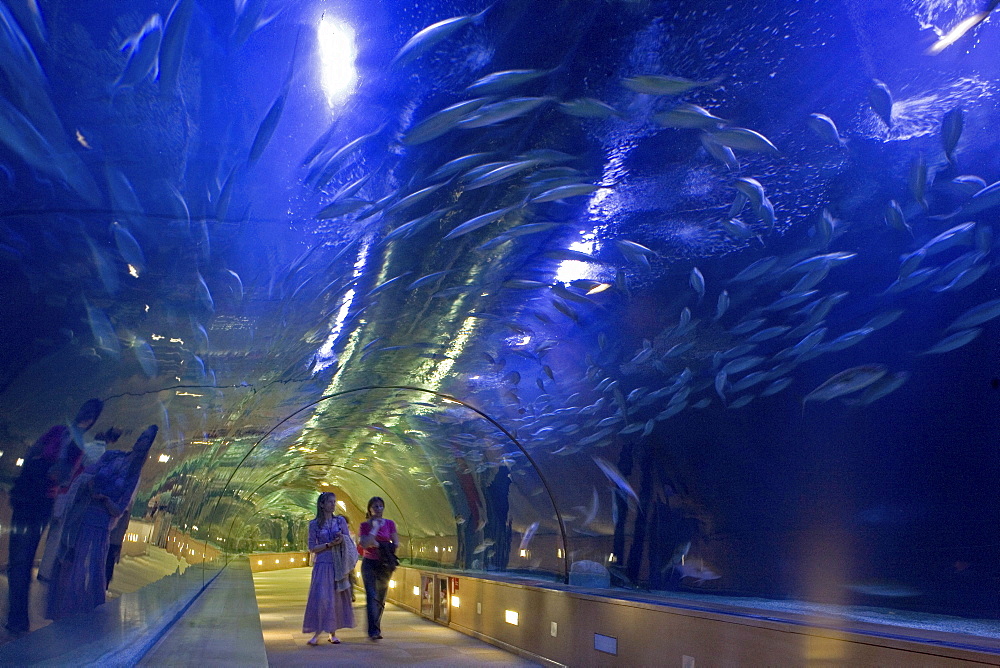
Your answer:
[254,567,540,667]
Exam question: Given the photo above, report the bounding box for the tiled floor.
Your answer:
[254,568,540,666]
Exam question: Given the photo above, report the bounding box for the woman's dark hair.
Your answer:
[315,492,336,523]
[366,496,385,519]
[74,398,104,428]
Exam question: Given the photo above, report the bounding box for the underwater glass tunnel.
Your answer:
[0,0,998,642]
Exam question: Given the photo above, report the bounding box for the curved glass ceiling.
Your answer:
[0,0,998,623]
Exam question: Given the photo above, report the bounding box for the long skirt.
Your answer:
[302,562,355,633]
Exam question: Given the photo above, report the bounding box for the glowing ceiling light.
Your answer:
[127,264,139,278]
[317,16,358,108]
[158,453,170,463]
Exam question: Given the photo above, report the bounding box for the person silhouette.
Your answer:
[5,399,102,635]
[45,425,157,621]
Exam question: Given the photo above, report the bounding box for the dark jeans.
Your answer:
[6,503,53,632]
[361,558,390,637]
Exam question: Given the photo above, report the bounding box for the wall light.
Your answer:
[290,557,295,563]
[257,560,263,565]
[413,586,420,596]
[557,548,564,558]
[519,549,528,557]
[388,580,396,589]
[451,595,460,608]
[505,610,519,626]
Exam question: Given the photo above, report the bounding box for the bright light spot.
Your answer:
[505,609,519,625]
[144,304,150,312]
[413,585,420,596]
[554,238,600,284]
[317,16,358,108]
[388,580,396,588]
[337,500,346,510]
[169,338,184,344]
[15,458,23,467]
[176,392,202,397]
[257,560,263,565]
[587,283,611,295]
[128,264,139,278]
[151,333,164,340]
[451,595,460,608]
[519,549,528,557]
[158,453,170,463]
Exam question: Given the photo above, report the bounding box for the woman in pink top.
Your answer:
[358,496,398,640]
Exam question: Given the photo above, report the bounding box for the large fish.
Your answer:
[868,80,893,128]
[114,14,163,90]
[158,0,193,97]
[403,98,489,145]
[941,107,963,165]
[803,365,888,406]
[622,74,718,95]
[466,68,551,95]
[592,456,639,505]
[947,297,1000,331]
[391,5,492,68]
[707,127,779,154]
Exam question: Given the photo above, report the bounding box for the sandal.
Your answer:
[328,637,341,644]
[307,638,319,646]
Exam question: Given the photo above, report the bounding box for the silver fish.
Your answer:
[920,328,981,354]
[807,112,845,147]
[158,0,193,97]
[868,80,893,128]
[457,96,554,129]
[803,364,888,405]
[591,455,638,506]
[391,5,491,68]
[403,98,489,145]
[689,267,705,299]
[558,97,622,119]
[941,107,963,165]
[654,103,727,129]
[467,68,551,95]
[114,14,163,90]
[622,74,717,95]
[946,298,1000,331]
[443,205,518,240]
[707,127,779,154]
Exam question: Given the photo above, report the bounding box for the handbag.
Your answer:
[377,541,399,574]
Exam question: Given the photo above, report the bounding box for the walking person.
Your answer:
[359,496,398,641]
[303,492,356,646]
[5,398,102,635]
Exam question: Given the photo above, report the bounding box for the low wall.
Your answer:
[384,566,1000,667]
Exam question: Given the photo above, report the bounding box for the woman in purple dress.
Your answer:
[303,492,357,645]
[46,425,157,621]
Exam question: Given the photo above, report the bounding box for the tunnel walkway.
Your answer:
[250,567,540,667]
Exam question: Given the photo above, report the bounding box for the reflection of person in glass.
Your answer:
[45,425,157,621]
[5,398,102,635]
[359,496,398,640]
[303,492,356,646]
